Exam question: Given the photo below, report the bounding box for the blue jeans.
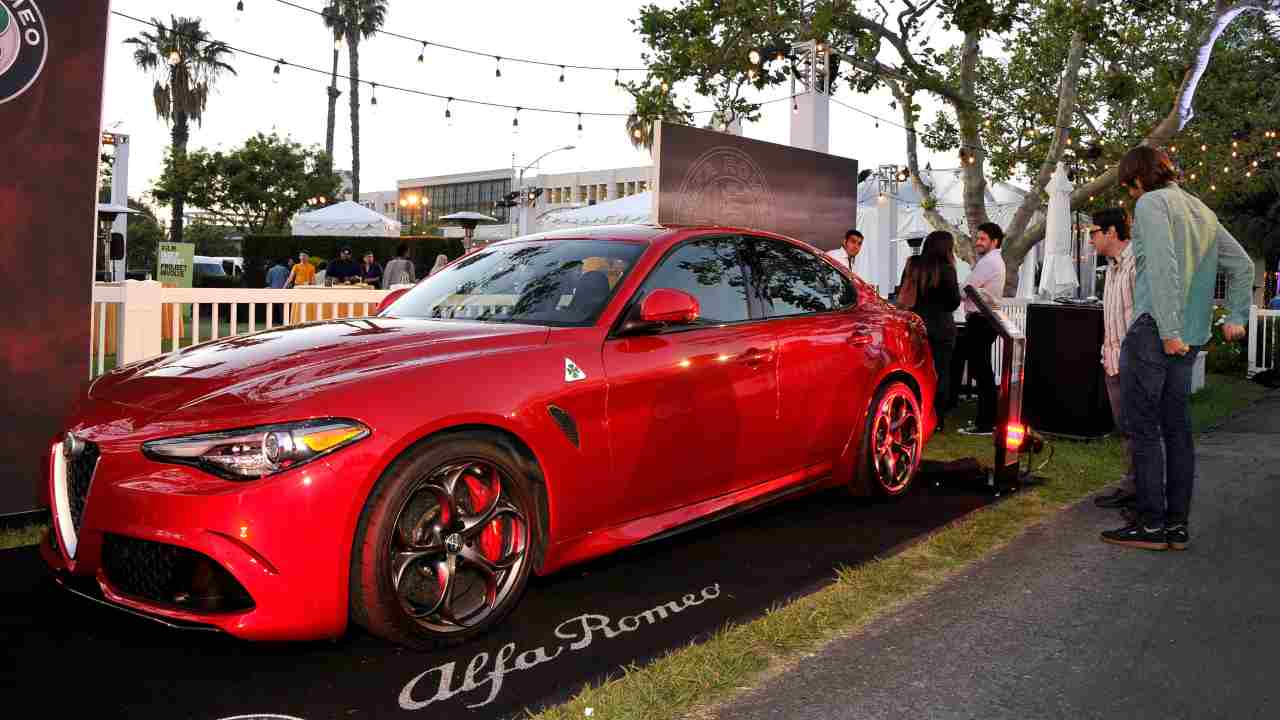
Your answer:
[1120,314,1198,527]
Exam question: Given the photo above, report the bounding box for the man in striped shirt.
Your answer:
[1089,208,1137,510]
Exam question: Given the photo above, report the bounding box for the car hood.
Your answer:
[88,318,550,414]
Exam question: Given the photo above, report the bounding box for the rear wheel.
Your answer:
[351,432,541,649]
[859,381,923,497]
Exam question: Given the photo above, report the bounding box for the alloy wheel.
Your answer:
[386,458,530,633]
[870,387,921,494]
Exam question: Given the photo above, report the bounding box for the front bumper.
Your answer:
[42,441,361,642]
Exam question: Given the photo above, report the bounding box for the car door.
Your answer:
[743,236,875,476]
[602,235,782,521]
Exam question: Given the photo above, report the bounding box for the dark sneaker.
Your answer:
[1165,523,1189,551]
[957,424,993,437]
[1095,489,1137,509]
[1101,522,1168,551]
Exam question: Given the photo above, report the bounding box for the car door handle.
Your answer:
[739,347,775,366]
[848,333,874,346]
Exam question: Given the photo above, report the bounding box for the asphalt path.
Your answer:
[713,392,1280,720]
[0,475,994,719]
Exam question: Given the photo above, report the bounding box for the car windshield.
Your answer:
[194,263,226,277]
[385,239,645,325]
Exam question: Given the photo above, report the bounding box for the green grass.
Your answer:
[527,374,1271,720]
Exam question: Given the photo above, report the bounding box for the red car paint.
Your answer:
[39,225,935,642]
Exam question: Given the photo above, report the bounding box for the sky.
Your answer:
[102,0,955,205]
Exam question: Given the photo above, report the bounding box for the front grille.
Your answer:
[101,534,254,613]
[68,441,99,533]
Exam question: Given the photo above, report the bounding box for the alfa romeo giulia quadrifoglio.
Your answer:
[40,224,936,648]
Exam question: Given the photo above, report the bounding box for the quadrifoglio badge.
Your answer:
[0,0,47,105]
[399,583,723,710]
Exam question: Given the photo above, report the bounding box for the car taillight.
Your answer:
[1005,423,1026,451]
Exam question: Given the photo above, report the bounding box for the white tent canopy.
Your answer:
[291,200,401,237]
[855,167,1033,242]
[539,192,653,228]
[854,167,1044,295]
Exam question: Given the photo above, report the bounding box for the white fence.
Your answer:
[89,281,402,377]
[1248,306,1280,378]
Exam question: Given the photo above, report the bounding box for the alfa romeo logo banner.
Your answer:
[652,122,858,252]
[0,0,48,104]
[0,0,110,514]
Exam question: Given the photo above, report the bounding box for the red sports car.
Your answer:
[41,224,936,648]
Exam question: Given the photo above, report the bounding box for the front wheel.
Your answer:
[350,432,541,649]
[859,381,923,497]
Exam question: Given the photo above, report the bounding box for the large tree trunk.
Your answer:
[347,30,361,202]
[999,0,1094,294]
[170,112,189,244]
[957,29,989,246]
[325,46,340,173]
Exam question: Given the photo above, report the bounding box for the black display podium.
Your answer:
[1022,302,1114,438]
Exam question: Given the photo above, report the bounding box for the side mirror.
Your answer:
[639,288,700,324]
[375,288,409,315]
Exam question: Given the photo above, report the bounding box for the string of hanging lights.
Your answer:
[250,0,648,80]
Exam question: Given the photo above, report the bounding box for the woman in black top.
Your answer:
[901,230,962,431]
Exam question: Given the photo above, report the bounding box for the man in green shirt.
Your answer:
[1102,146,1252,552]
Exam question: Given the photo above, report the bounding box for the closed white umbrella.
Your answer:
[1038,162,1079,299]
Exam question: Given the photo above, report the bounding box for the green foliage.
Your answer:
[186,223,241,256]
[1205,306,1247,373]
[241,235,463,289]
[123,15,236,128]
[126,199,165,272]
[153,133,342,235]
[924,2,1280,215]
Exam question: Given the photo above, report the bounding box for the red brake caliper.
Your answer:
[464,467,504,563]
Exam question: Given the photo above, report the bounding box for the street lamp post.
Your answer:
[512,144,575,237]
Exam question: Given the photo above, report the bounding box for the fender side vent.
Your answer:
[547,405,580,448]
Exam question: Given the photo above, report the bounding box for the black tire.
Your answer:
[350,431,543,649]
[857,380,924,498]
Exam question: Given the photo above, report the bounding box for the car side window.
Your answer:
[827,263,857,308]
[747,238,846,317]
[637,237,750,324]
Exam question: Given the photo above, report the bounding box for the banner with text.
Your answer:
[0,0,111,514]
[651,122,858,252]
[158,242,195,288]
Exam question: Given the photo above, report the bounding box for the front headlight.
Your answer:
[142,419,370,480]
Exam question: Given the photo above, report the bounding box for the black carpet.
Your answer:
[0,479,995,720]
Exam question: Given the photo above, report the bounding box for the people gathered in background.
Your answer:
[899,231,962,432]
[285,251,315,288]
[956,222,1007,436]
[382,244,416,288]
[1088,208,1138,511]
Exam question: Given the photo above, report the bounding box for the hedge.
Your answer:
[242,235,465,288]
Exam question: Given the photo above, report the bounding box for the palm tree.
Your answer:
[320,2,343,173]
[323,0,388,203]
[124,16,235,244]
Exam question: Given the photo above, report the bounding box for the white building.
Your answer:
[394,165,652,243]
[358,190,399,221]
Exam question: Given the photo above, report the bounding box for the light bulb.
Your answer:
[335,36,343,50]
[167,50,181,66]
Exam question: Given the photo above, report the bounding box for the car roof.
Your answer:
[494,223,801,248]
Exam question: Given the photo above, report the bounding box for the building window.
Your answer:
[638,180,648,193]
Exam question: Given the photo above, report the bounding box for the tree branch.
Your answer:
[889,80,968,261]
[840,13,967,107]
[1002,0,1279,288]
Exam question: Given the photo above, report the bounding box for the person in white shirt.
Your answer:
[957,222,1007,435]
[826,229,864,275]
